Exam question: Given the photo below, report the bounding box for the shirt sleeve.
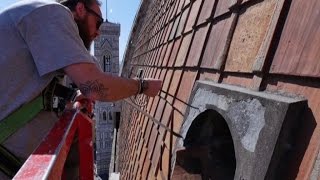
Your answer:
[17,4,94,76]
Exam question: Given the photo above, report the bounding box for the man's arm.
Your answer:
[64,63,162,102]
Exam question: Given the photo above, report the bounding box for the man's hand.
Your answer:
[65,90,95,118]
[142,79,162,97]
[73,98,95,118]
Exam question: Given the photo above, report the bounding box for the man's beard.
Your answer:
[75,17,92,50]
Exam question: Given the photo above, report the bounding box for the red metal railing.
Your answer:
[13,110,94,180]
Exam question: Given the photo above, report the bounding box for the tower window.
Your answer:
[102,111,107,121]
[103,54,112,72]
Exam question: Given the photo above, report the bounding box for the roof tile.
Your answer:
[162,41,173,66]
[168,37,183,67]
[197,0,216,25]
[200,17,234,69]
[184,0,203,33]
[168,69,183,97]
[175,32,193,67]
[214,0,233,18]
[176,70,198,103]
[186,24,210,67]
[225,0,277,72]
[176,7,190,36]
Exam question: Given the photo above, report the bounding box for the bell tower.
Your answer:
[93,0,121,178]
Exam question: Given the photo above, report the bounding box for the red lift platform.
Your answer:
[13,110,94,180]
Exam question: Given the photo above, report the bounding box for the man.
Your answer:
[0,0,162,178]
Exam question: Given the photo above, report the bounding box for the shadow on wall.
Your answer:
[174,110,236,180]
[275,107,316,180]
[261,75,319,179]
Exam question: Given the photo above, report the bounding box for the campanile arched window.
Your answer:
[103,53,112,72]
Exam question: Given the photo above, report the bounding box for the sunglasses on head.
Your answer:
[84,5,104,29]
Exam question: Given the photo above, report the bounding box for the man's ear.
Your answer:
[73,2,86,19]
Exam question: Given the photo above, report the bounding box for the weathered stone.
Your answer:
[174,80,307,180]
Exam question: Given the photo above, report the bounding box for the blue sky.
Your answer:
[0,0,141,62]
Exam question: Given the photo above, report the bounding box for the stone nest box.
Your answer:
[173,80,307,180]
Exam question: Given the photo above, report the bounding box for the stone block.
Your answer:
[174,80,307,179]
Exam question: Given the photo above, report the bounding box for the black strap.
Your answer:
[53,83,77,102]
[43,78,59,111]
[0,145,22,178]
[42,78,77,113]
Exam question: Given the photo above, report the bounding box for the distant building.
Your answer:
[94,19,120,178]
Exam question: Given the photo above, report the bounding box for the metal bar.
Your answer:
[124,99,183,138]
[13,110,94,180]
